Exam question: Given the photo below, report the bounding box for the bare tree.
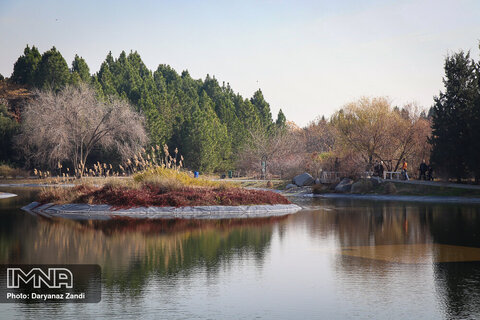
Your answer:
[17,84,148,176]
[330,97,431,176]
[236,126,305,179]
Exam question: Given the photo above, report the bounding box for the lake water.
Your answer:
[1,187,480,319]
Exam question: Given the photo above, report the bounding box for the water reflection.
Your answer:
[1,214,284,294]
[304,199,480,319]
[2,188,480,319]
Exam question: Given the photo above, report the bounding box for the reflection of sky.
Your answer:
[1,0,480,126]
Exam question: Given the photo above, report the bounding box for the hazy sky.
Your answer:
[1,0,479,126]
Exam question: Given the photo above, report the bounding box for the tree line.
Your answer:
[1,45,287,173]
[2,43,479,182]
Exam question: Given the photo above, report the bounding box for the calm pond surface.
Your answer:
[1,187,480,319]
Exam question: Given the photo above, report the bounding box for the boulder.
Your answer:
[292,173,315,187]
[351,179,374,194]
[369,177,382,187]
[383,182,397,194]
[335,178,354,193]
[285,184,296,190]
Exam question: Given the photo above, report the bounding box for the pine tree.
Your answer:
[183,92,230,172]
[10,45,41,85]
[71,54,90,83]
[34,46,70,91]
[98,62,117,97]
[250,89,273,129]
[91,75,105,100]
[430,51,477,181]
[469,49,480,182]
[275,109,287,128]
[0,104,20,162]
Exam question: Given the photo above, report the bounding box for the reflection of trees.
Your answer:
[428,205,480,318]
[0,215,282,294]
[434,262,480,319]
[308,199,480,319]
[0,188,40,262]
[306,200,432,247]
[428,205,480,247]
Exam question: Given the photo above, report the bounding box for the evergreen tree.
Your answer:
[10,45,41,85]
[34,46,70,91]
[98,62,117,97]
[0,73,3,81]
[275,109,287,128]
[250,89,273,128]
[71,54,90,83]
[470,49,480,182]
[91,75,105,100]
[183,92,230,172]
[235,96,260,130]
[0,104,20,162]
[430,51,477,181]
[6,46,283,172]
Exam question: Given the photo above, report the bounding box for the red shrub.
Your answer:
[55,183,291,208]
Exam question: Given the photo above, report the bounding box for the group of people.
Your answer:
[418,159,433,181]
[372,159,433,181]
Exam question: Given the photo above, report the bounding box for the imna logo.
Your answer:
[7,268,73,289]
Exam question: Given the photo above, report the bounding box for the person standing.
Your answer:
[379,161,385,179]
[427,165,433,181]
[373,160,379,176]
[402,159,409,181]
[419,160,428,180]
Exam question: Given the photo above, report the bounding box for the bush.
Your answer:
[0,164,27,178]
[39,183,290,208]
[133,167,233,189]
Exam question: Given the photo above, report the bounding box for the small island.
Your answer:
[23,167,301,220]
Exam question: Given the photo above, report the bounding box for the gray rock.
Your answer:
[335,178,353,193]
[21,202,303,220]
[314,178,320,185]
[292,172,315,187]
[369,177,382,187]
[383,182,397,194]
[285,183,296,189]
[351,179,374,194]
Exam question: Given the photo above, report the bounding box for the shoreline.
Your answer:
[304,193,480,204]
